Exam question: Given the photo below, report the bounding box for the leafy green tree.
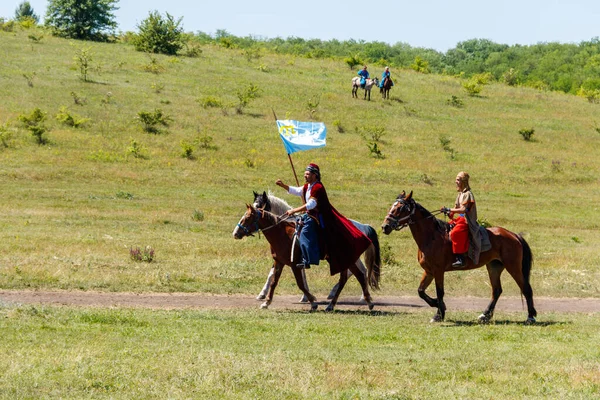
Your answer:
[133,11,184,55]
[45,0,118,41]
[15,1,39,23]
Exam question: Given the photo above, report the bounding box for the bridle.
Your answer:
[236,207,291,237]
[385,198,444,231]
[385,199,416,231]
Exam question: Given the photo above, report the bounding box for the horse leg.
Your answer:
[479,261,504,323]
[261,261,284,309]
[257,266,275,300]
[325,269,349,312]
[417,271,438,308]
[348,262,374,310]
[367,89,371,101]
[298,267,310,303]
[290,264,318,311]
[430,271,446,322]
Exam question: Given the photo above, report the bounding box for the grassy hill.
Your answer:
[1,27,599,298]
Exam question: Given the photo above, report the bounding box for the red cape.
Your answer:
[304,182,372,275]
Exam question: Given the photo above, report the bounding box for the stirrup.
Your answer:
[452,256,465,268]
[296,263,310,269]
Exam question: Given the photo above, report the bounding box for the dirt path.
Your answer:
[1,290,598,313]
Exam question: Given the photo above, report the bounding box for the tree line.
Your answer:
[5,0,600,97]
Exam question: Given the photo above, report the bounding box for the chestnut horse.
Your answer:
[233,204,380,311]
[380,76,393,99]
[252,191,373,302]
[381,191,536,324]
[352,77,379,101]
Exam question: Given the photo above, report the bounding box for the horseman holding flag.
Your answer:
[276,163,372,275]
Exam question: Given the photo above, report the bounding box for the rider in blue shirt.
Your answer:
[380,66,394,88]
[357,65,369,88]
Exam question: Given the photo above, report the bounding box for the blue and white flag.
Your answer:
[277,119,327,154]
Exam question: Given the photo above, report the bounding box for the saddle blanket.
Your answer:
[479,226,491,253]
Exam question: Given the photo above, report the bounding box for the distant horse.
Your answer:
[380,77,393,99]
[352,77,379,101]
[381,191,536,324]
[252,191,372,302]
[233,202,381,311]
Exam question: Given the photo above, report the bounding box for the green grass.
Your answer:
[0,304,598,399]
[0,27,599,298]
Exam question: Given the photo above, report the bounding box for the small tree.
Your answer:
[15,1,39,23]
[45,0,118,41]
[133,11,184,55]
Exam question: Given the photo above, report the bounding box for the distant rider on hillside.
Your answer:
[357,65,370,89]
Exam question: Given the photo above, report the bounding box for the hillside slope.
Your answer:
[0,29,598,298]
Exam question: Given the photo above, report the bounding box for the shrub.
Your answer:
[472,72,493,85]
[180,140,195,159]
[333,120,345,133]
[27,33,44,43]
[518,128,535,141]
[366,142,384,159]
[243,47,262,62]
[198,96,223,109]
[150,82,165,93]
[462,79,483,96]
[410,56,430,73]
[55,106,89,127]
[439,135,456,160]
[137,109,171,133]
[22,72,36,87]
[503,68,519,86]
[183,42,202,58]
[360,125,386,142]
[18,107,48,144]
[127,139,148,159]
[344,54,362,70]
[133,11,184,55]
[192,209,204,222]
[0,123,15,148]
[0,18,16,32]
[198,134,216,150]
[143,56,165,74]
[70,91,87,105]
[446,95,464,107]
[73,46,93,82]
[306,95,320,120]
[576,86,600,103]
[235,84,261,114]
[129,246,154,262]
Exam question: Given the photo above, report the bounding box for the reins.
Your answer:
[386,201,444,231]
[237,209,294,237]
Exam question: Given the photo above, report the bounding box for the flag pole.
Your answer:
[272,108,300,186]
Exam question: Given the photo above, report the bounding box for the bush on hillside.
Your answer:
[55,106,89,127]
[133,11,184,55]
[462,79,483,96]
[518,128,535,141]
[410,56,430,74]
[15,1,39,23]
[344,54,363,70]
[235,84,261,114]
[18,108,49,144]
[137,109,172,133]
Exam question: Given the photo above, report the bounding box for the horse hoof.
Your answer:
[299,295,309,303]
[430,314,443,323]
[368,303,374,311]
[478,314,491,324]
[256,294,266,300]
[260,302,269,309]
[325,305,334,312]
[310,303,318,312]
[525,317,536,325]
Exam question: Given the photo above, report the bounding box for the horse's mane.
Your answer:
[415,202,450,235]
[267,191,292,215]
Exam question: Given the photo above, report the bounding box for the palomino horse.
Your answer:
[381,191,536,324]
[352,77,379,101]
[380,77,393,99]
[233,203,381,311]
[252,191,374,302]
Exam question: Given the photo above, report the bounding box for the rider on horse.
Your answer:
[441,172,482,267]
[380,66,394,88]
[276,163,372,275]
[357,65,370,89]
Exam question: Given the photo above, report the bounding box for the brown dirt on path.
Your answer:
[1,290,599,313]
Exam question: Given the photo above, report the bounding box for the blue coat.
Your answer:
[380,70,393,87]
[357,69,369,85]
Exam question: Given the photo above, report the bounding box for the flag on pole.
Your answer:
[277,119,326,154]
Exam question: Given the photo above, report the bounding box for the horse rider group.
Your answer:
[277,163,479,274]
[357,65,394,90]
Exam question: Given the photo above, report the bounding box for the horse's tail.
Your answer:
[517,234,536,316]
[363,225,381,290]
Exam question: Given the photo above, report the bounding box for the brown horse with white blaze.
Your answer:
[381,191,536,324]
[233,204,380,312]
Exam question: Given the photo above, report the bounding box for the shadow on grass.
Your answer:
[444,319,568,327]
[283,309,409,317]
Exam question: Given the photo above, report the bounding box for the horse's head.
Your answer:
[233,204,262,239]
[252,191,271,212]
[382,190,415,235]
